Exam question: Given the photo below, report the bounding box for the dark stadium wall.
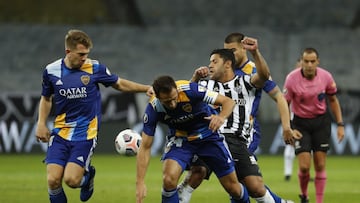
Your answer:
[1,92,360,155]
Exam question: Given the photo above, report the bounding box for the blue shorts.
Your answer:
[161,134,234,178]
[45,135,97,172]
[248,121,261,154]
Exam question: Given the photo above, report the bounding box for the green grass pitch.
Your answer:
[0,154,359,202]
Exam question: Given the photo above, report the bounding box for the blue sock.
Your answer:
[265,185,282,203]
[49,187,67,203]
[162,188,178,203]
[80,172,90,187]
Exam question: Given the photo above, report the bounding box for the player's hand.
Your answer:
[35,123,50,143]
[241,37,258,52]
[136,183,147,203]
[283,128,295,145]
[191,66,209,82]
[292,129,302,139]
[195,66,209,78]
[337,126,345,143]
[204,114,225,132]
[146,86,154,97]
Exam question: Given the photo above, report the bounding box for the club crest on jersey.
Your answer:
[182,103,192,113]
[234,84,242,94]
[143,113,149,123]
[81,75,90,85]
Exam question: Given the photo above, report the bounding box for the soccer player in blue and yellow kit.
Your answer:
[136,75,250,203]
[35,29,152,203]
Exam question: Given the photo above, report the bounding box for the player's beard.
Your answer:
[209,70,222,82]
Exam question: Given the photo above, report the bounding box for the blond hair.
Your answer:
[65,29,93,50]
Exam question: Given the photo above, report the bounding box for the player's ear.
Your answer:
[225,60,232,69]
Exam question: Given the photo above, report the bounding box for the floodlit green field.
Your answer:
[0,154,359,203]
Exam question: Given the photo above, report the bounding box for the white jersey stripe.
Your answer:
[200,75,257,144]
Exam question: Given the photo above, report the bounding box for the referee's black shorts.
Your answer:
[293,113,331,155]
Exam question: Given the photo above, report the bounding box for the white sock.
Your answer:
[284,144,295,176]
[254,189,275,203]
[178,184,194,203]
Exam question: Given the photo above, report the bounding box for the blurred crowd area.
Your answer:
[0,0,359,122]
[1,0,359,29]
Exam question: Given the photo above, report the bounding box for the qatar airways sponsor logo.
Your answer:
[59,87,87,99]
[166,114,194,124]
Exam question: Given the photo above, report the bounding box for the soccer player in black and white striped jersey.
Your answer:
[178,37,294,203]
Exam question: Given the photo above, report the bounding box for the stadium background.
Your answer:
[0,0,360,155]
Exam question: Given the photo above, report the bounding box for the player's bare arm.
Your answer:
[136,132,154,203]
[113,78,153,96]
[244,37,270,88]
[36,96,52,142]
[268,86,295,145]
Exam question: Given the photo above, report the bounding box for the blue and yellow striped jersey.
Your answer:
[142,80,219,141]
[41,58,118,141]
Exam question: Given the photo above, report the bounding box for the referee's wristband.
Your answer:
[337,122,345,127]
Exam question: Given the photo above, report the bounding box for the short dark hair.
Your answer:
[224,32,245,44]
[302,47,319,58]
[152,75,177,97]
[210,49,236,71]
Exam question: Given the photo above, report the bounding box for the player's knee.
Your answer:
[162,174,178,190]
[190,166,207,177]
[228,186,242,197]
[243,176,266,197]
[248,185,266,198]
[47,175,62,189]
[299,166,310,173]
[190,166,207,181]
[63,175,81,188]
